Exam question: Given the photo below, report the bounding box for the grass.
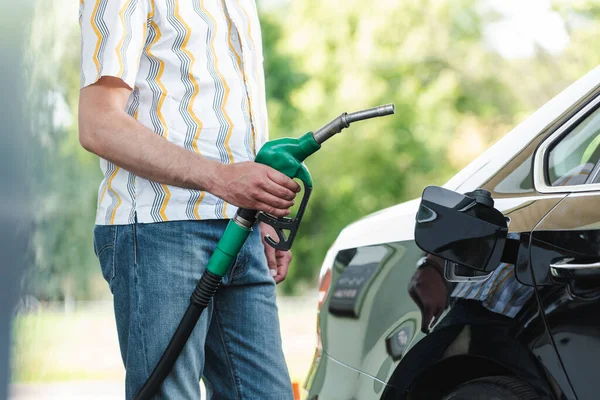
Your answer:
[11,297,318,385]
[12,304,125,383]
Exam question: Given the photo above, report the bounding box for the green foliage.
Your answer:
[26,0,101,300]
[24,0,600,299]
[260,0,523,293]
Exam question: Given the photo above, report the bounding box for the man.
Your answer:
[78,1,297,399]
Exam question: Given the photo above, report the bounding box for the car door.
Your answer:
[530,95,600,400]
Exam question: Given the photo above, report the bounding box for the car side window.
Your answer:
[547,107,600,186]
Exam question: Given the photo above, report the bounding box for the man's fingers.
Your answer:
[276,249,292,263]
[266,168,301,193]
[254,192,294,215]
[274,264,289,283]
[273,250,291,284]
[254,203,290,217]
[262,178,297,201]
[264,242,277,270]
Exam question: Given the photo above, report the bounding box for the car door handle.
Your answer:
[550,258,600,279]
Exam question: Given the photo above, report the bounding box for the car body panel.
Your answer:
[306,351,390,400]
[531,191,600,400]
[306,67,600,400]
[318,241,425,380]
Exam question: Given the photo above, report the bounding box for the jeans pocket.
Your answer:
[94,225,117,289]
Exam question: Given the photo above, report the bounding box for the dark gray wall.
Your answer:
[0,2,33,399]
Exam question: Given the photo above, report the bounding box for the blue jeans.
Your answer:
[94,219,293,400]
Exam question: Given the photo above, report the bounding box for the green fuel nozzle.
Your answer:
[134,104,396,400]
[233,103,397,253]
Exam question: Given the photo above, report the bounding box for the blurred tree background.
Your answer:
[24,0,600,299]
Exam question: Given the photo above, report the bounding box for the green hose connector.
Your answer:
[206,221,252,277]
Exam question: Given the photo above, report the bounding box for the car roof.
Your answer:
[332,65,600,252]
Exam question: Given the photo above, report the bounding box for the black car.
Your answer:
[304,67,600,400]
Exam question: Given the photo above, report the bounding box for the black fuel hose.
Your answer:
[134,208,259,400]
[133,270,221,400]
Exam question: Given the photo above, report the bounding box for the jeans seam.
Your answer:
[95,243,112,258]
[133,222,137,266]
[133,230,150,388]
[110,225,118,283]
[213,301,243,400]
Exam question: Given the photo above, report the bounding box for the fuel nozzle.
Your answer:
[312,104,395,144]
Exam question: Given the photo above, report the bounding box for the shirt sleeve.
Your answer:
[80,0,148,89]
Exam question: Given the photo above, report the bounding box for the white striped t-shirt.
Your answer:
[80,0,269,225]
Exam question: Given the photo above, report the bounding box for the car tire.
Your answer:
[442,375,539,400]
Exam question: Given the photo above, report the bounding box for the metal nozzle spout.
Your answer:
[312,104,395,144]
[346,104,395,124]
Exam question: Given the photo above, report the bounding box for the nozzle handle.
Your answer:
[312,103,395,144]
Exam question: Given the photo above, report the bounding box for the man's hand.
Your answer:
[408,256,448,333]
[212,163,300,218]
[260,222,292,284]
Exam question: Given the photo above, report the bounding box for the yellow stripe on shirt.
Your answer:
[201,0,235,164]
[147,3,172,221]
[173,1,203,154]
[107,166,122,224]
[90,0,103,77]
[236,0,261,154]
[225,13,255,158]
[147,23,168,140]
[193,191,206,220]
[171,1,206,217]
[99,184,107,205]
[115,0,131,77]
[159,185,171,221]
[201,0,234,218]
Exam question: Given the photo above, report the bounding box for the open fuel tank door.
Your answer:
[414,186,508,273]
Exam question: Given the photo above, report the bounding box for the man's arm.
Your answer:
[79,77,299,217]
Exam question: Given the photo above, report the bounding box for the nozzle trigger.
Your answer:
[257,181,313,251]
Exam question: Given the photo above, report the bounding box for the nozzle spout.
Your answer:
[312,104,395,144]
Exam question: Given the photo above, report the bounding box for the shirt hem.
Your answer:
[94,204,239,225]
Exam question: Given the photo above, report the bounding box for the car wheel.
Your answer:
[442,375,539,400]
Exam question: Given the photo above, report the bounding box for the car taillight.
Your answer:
[317,267,331,310]
[317,248,336,310]
[315,248,336,352]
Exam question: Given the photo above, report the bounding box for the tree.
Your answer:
[21,0,600,299]
[265,0,522,292]
[25,0,101,301]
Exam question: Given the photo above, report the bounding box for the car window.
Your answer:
[494,154,534,194]
[547,107,600,186]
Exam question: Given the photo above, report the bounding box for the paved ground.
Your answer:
[11,295,317,400]
[10,382,124,400]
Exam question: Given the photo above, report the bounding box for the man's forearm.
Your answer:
[79,103,219,192]
[78,77,299,217]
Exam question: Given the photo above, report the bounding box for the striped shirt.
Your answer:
[80,0,268,225]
